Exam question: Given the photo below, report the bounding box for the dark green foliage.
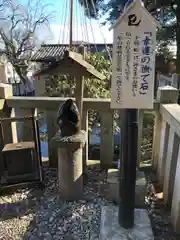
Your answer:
[80,0,179,68]
[46,52,111,98]
[78,0,104,18]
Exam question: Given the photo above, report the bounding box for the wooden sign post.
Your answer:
[110,0,161,229]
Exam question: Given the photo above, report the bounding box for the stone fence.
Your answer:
[152,86,180,233]
[0,84,180,233]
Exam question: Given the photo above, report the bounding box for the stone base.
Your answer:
[99,206,153,240]
[106,169,147,208]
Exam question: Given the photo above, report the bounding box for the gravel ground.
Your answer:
[1,164,179,240]
[0,165,111,240]
[145,169,180,240]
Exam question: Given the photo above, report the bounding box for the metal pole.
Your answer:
[118,108,138,229]
[69,0,73,48]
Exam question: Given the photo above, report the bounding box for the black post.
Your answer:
[118,108,138,229]
[154,71,158,100]
[177,75,180,105]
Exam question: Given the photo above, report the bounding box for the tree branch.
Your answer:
[0,0,54,84]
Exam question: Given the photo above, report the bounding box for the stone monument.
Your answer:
[56,99,81,137]
[50,99,86,201]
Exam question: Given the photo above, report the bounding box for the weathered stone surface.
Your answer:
[56,99,81,137]
[171,145,180,234]
[50,130,87,148]
[57,147,83,200]
[50,130,87,201]
[106,169,147,208]
[99,206,153,240]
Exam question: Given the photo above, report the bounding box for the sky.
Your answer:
[14,0,113,44]
[10,0,177,54]
[34,0,114,44]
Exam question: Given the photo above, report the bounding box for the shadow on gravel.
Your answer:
[144,167,180,240]
[0,183,44,221]
[21,165,108,240]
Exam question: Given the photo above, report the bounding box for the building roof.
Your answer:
[30,43,113,62]
[34,50,105,80]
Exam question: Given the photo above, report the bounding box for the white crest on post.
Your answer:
[110,0,161,109]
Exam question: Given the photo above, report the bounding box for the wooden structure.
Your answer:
[33,50,105,115]
[33,48,105,170]
[33,47,106,197]
[0,111,43,190]
[34,50,104,79]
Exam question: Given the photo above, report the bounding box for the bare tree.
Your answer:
[0,0,54,84]
[0,0,9,12]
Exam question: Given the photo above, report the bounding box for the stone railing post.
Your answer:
[171,135,180,233]
[172,73,178,89]
[34,75,47,96]
[152,86,178,170]
[100,110,114,169]
[46,110,59,168]
[16,108,35,142]
[0,84,17,144]
[163,128,179,208]
[50,131,86,200]
[157,121,170,185]
[82,109,88,175]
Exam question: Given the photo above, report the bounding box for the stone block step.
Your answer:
[106,169,147,208]
[99,206,153,239]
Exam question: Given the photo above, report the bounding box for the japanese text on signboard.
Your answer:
[132,35,140,97]
[140,32,153,95]
[116,33,124,104]
[124,32,131,82]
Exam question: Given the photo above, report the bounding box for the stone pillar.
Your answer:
[0,64,7,83]
[50,130,86,200]
[157,121,170,185]
[0,84,17,144]
[46,110,59,168]
[100,110,114,169]
[163,130,179,208]
[0,84,18,176]
[152,86,178,169]
[34,75,47,96]
[171,141,180,233]
[17,108,34,142]
[82,109,88,174]
[172,73,178,89]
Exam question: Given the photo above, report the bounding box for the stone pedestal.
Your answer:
[99,206,153,240]
[106,169,146,208]
[50,130,87,201]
